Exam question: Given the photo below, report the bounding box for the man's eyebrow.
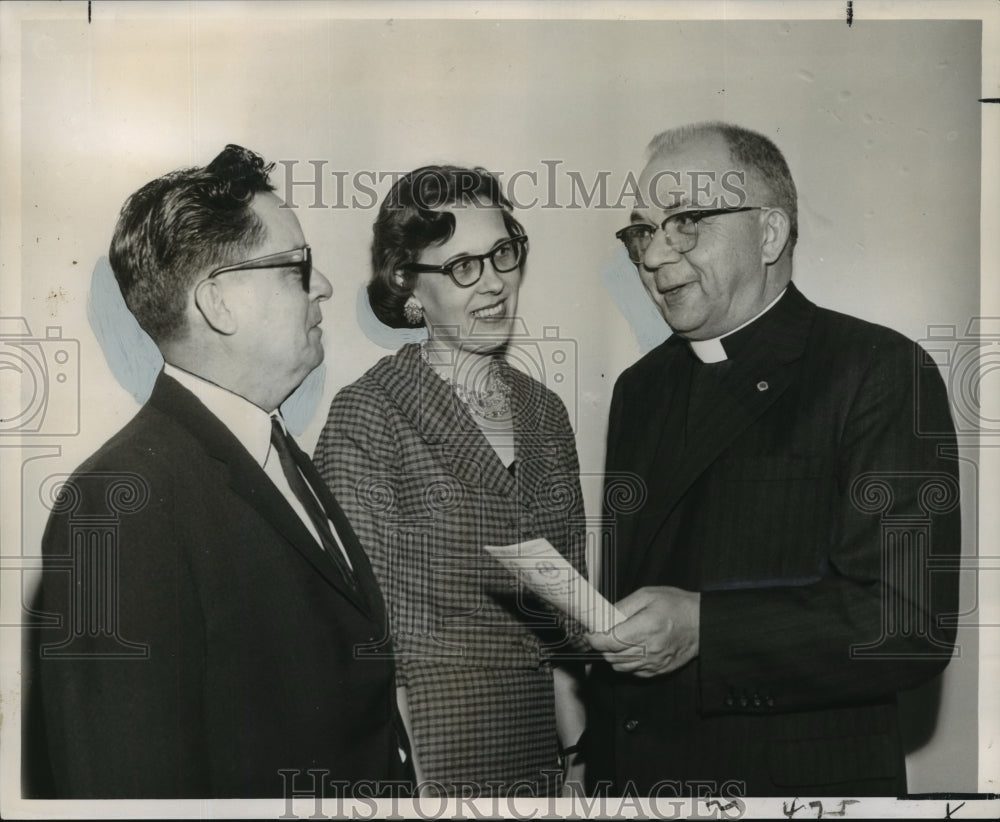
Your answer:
[662,196,695,214]
[629,210,654,225]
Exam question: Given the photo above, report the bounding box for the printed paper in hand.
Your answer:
[484,538,625,634]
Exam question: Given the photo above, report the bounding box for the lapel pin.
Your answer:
[757,381,769,392]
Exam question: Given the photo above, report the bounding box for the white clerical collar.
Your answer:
[688,287,788,363]
[163,363,274,468]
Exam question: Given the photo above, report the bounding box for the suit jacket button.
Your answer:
[623,718,639,732]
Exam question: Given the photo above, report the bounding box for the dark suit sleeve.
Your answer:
[597,376,628,599]
[314,384,402,678]
[698,338,960,714]
[37,467,208,797]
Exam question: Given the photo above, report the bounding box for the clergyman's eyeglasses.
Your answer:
[615,207,764,264]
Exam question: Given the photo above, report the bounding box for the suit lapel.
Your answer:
[505,363,563,506]
[620,340,689,490]
[623,285,817,592]
[613,339,691,587]
[148,373,374,616]
[375,344,517,497]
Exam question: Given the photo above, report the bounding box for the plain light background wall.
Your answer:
[2,3,990,800]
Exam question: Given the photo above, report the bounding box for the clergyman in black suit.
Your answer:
[25,145,411,798]
[584,122,960,796]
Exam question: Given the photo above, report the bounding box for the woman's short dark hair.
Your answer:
[108,144,275,343]
[368,165,525,328]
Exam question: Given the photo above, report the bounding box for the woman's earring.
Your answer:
[403,296,424,326]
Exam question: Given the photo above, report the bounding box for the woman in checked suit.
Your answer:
[314,166,587,796]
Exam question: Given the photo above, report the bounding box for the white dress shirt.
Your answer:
[163,364,353,567]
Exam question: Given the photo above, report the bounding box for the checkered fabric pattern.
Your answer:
[314,343,586,794]
[405,663,559,796]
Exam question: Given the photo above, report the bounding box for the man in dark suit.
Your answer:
[584,122,960,796]
[25,145,410,798]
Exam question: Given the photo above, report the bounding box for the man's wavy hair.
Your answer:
[108,144,276,343]
[368,165,526,328]
[647,121,798,256]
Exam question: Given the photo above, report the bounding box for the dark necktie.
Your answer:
[269,417,360,594]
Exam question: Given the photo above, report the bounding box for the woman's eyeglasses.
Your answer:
[401,235,528,288]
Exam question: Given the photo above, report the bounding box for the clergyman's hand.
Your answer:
[585,586,700,678]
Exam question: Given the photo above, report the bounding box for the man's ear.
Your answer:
[761,208,791,265]
[194,279,238,335]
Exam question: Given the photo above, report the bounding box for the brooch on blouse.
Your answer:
[420,345,513,420]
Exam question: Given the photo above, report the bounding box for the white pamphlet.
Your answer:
[484,538,626,634]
